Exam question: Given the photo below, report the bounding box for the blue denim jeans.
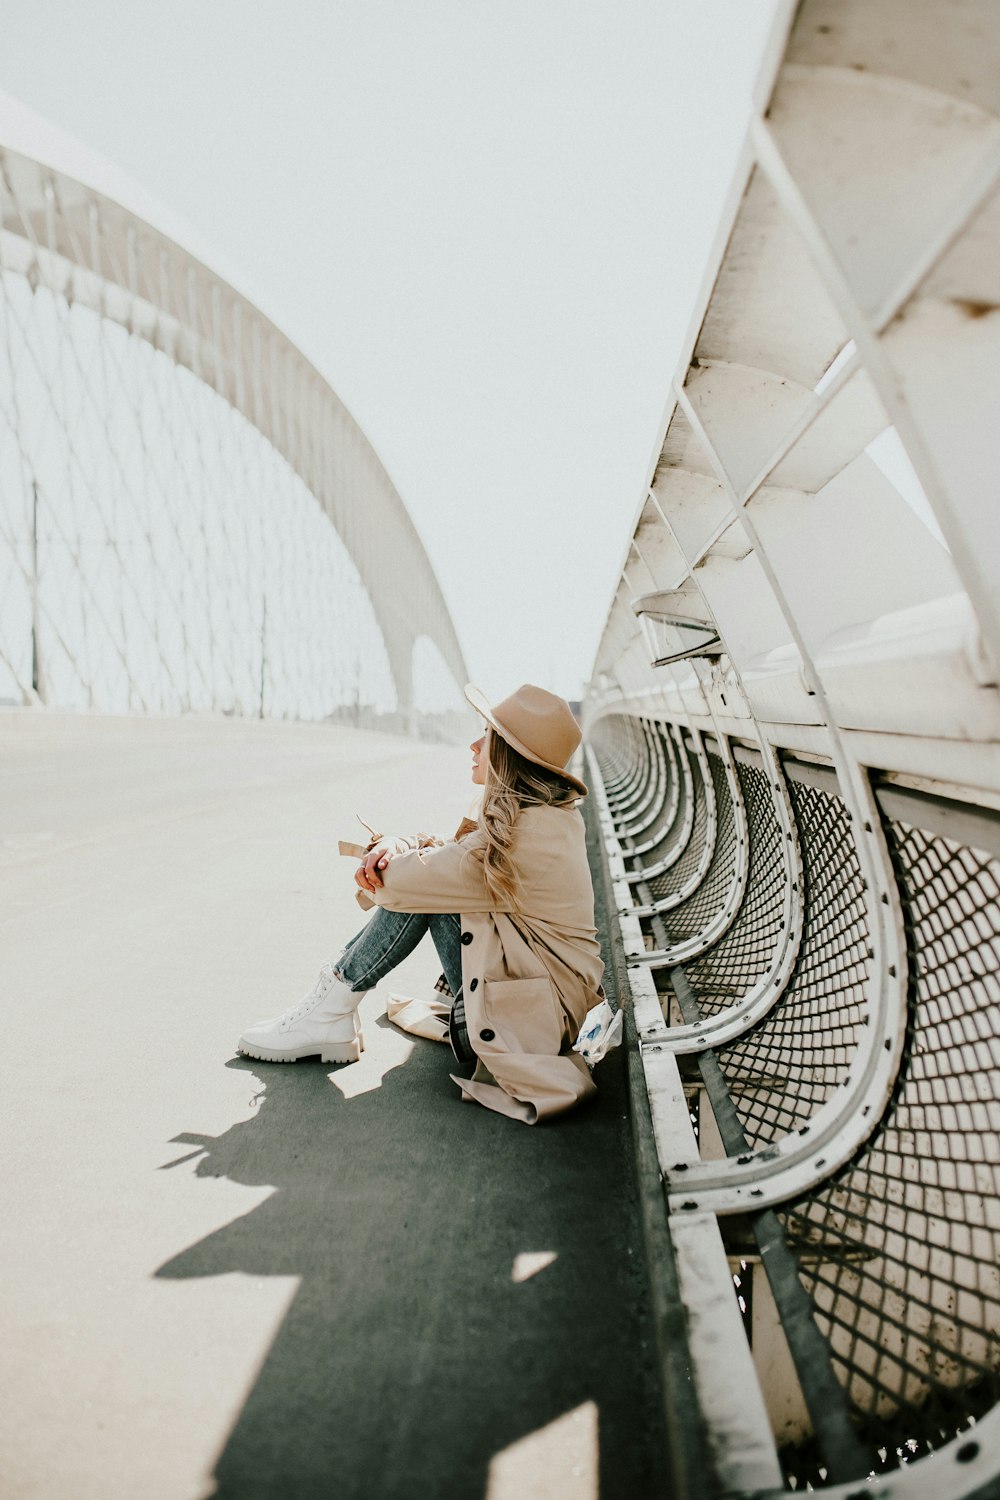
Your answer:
[333,906,464,1001]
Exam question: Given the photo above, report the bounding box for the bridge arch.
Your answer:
[0,110,467,723]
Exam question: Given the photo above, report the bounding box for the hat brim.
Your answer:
[465,684,588,798]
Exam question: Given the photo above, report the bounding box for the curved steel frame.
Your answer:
[582,4,1000,1495]
[0,138,468,716]
[629,729,749,959]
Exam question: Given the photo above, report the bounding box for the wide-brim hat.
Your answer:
[465,683,588,797]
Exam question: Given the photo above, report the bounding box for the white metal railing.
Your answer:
[585,3,1000,1496]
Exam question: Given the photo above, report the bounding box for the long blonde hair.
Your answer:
[475,728,579,907]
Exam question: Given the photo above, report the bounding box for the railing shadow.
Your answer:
[156,1026,666,1499]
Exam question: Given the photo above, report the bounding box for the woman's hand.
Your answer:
[355,837,408,894]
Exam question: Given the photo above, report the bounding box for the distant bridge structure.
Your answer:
[0,113,468,729]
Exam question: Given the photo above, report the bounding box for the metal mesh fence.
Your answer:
[719,776,871,1146]
[645,750,735,937]
[682,758,787,1015]
[622,730,686,865]
[617,725,667,829]
[778,817,1000,1474]
[592,711,1000,1487]
[641,739,708,894]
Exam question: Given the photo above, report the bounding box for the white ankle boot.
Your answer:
[237,962,368,1064]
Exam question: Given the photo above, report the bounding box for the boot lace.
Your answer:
[278,962,337,1029]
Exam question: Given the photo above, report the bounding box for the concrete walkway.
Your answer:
[1,713,666,1500]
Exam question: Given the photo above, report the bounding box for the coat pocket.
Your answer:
[483,976,564,1056]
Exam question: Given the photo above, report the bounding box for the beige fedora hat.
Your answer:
[465,683,587,796]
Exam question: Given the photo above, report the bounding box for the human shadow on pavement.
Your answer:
[157,1027,667,1500]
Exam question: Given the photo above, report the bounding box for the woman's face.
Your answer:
[470,729,488,785]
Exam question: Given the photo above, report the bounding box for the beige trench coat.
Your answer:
[365,804,605,1124]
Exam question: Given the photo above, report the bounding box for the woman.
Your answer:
[237,684,605,1123]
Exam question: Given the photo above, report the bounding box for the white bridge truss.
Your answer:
[0,121,468,727]
[585,3,1000,1497]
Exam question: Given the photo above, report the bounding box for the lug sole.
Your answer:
[320,1037,363,1064]
[237,1029,364,1065]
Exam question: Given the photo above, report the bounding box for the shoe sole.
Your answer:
[236,1029,364,1065]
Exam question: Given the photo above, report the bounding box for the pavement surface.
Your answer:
[0,712,667,1500]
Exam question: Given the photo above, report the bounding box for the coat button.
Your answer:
[480,1028,495,1042]
[461,932,473,945]
[469,978,478,991]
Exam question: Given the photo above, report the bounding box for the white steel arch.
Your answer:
[0,102,468,724]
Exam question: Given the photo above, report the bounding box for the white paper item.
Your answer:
[573,999,624,1067]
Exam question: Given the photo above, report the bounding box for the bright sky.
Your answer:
[1,0,781,701]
